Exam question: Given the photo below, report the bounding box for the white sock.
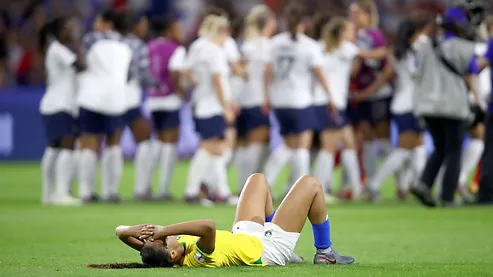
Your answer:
[234,147,248,191]
[78,149,97,199]
[148,140,163,185]
[158,143,178,196]
[369,148,411,191]
[341,149,363,195]
[101,148,113,200]
[363,142,377,180]
[312,150,335,192]
[110,146,123,196]
[412,145,427,182]
[379,139,393,158]
[69,149,80,189]
[459,139,484,188]
[185,148,212,197]
[202,149,232,191]
[41,147,59,203]
[257,145,270,172]
[55,149,74,198]
[290,149,310,185]
[212,154,231,198]
[245,143,265,176]
[263,144,293,186]
[223,149,233,166]
[134,140,152,196]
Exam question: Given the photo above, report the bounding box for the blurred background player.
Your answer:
[311,16,388,202]
[367,15,431,202]
[121,13,157,201]
[235,5,277,190]
[263,4,335,196]
[146,16,186,201]
[183,15,236,205]
[77,10,132,203]
[347,0,394,191]
[39,16,85,205]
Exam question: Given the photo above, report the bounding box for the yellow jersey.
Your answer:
[177,230,264,268]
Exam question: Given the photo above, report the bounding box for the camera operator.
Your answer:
[411,6,483,207]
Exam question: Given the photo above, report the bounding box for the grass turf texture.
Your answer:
[1,162,493,277]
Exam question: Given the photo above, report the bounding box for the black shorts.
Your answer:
[470,106,486,129]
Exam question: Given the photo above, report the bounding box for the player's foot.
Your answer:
[289,252,304,263]
[397,188,408,201]
[458,187,475,204]
[153,194,174,202]
[104,195,122,204]
[82,194,100,204]
[324,193,340,204]
[313,248,355,265]
[410,183,437,207]
[185,195,214,207]
[134,193,152,202]
[52,195,82,206]
[337,189,352,200]
[215,195,239,205]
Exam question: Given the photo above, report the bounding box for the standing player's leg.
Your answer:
[458,122,484,202]
[78,108,104,203]
[41,113,62,204]
[126,108,153,201]
[341,125,363,200]
[272,176,354,265]
[154,110,180,201]
[102,114,125,203]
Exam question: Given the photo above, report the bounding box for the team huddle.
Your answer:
[39,0,493,209]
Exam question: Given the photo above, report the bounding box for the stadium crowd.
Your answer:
[6,0,492,207]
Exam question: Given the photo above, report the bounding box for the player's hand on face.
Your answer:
[139,225,157,242]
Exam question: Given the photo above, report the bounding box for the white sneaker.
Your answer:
[52,195,82,206]
[226,196,239,205]
[199,198,214,207]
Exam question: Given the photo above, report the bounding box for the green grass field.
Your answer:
[1,162,493,277]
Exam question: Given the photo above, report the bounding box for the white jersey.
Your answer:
[77,31,132,115]
[40,41,77,116]
[238,37,270,108]
[268,33,323,109]
[391,51,416,114]
[188,40,229,118]
[146,46,186,112]
[313,41,359,109]
[473,43,491,103]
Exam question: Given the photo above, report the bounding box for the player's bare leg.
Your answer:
[234,173,304,263]
[273,176,355,264]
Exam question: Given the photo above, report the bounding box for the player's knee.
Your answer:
[247,173,267,186]
[297,175,322,191]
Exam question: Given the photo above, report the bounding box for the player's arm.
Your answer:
[263,62,273,113]
[231,61,248,81]
[358,46,389,60]
[152,220,217,253]
[355,56,395,100]
[115,224,149,251]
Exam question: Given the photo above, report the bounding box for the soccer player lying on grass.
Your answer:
[93,174,354,268]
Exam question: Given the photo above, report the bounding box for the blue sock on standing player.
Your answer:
[312,215,332,253]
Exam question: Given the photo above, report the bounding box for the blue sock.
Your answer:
[312,218,332,249]
[266,211,276,222]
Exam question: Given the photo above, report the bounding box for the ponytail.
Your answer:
[285,4,304,41]
[323,17,348,53]
[395,13,432,61]
[354,0,379,27]
[311,14,330,40]
[244,5,273,39]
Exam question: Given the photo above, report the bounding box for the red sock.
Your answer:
[335,149,342,167]
[471,162,481,193]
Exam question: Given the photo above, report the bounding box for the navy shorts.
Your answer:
[237,106,270,138]
[194,115,226,140]
[274,107,317,136]
[42,112,77,144]
[151,110,180,132]
[313,105,349,131]
[78,108,124,136]
[393,112,424,134]
[123,107,144,126]
[347,98,391,125]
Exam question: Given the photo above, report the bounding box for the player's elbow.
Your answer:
[115,225,129,239]
[202,219,216,234]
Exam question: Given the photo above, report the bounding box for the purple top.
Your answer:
[147,38,180,97]
[354,28,388,90]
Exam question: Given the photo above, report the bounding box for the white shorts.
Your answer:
[232,221,300,266]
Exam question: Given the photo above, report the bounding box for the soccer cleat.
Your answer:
[134,192,153,202]
[458,187,475,204]
[52,196,82,206]
[185,196,214,207]
[396,188,408,201]
[82,194,100,204]
[103,195,122,204]
[324,193,340,204]
[314,248,355,265]
[410,183,437,207]
[214,195,239,205]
